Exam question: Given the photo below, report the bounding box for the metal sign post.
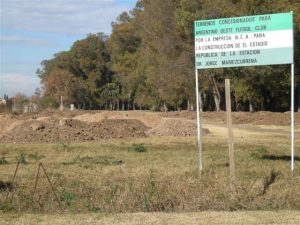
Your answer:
[291,11,295,175]
[195,69,202,176]
[291,63,295,174]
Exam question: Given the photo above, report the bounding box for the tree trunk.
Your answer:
[249,102,254,112]
[199,93,204,112]
[297,84,300,112]
[122,101,125,111]
[163,102,167,112]
[261,100,265,111]
[210,75,221,111]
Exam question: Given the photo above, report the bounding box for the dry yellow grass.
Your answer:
[1,211,300,225]
[0,120,299,213]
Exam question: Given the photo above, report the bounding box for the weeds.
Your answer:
[28,152,45,161]
[57,141,70,151]
[16,151,27,164]
[0,202,15,212]
[262,170,280,194]
[143,170,158,211]
[60,190,77,206]
[250,146,269,159]
[0,136,299,213]
[0,156,8,165]
[128,143,147,153]
[63,156,123,166]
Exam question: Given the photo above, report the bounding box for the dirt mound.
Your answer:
[147,118,210,137]
[73,112,107,123]
[0,114,20,138]
[158,111,196,120]
[74,111,162,128]
[200,111,300,126]
[58,118,87,128]
[1,110,298,143]
[0,118,149,143]
[89,119,149,139]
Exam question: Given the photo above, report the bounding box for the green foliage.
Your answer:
[60,190,77,205]
[37,0,300,112]
[128,143,147,153]
[57,141,70,151]
[143,170,158,211]
[0,202,15,212]
[250,146,269,160]
[38,96,59,109]
[28,152,45,162]
[0,156,8,165]
[62,155,123,166]
[16,152,27,164]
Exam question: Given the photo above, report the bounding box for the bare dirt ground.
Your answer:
[1,211,299,225]
[0,110,299,143]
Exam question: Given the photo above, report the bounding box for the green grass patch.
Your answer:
[128,143,147,153]
[62,155,123,166]
[28,152,46,161]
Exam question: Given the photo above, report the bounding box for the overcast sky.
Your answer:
[0,0,137,97]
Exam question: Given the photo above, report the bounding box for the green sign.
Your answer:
[194,12,293,69]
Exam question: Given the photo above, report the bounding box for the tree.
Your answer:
[99,82,120,110]
[36,0,300,112]
[43,69,78,105]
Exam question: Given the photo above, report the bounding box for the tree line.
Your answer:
[37,0,300,112]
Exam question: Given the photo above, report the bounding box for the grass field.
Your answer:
[0,124,300,224]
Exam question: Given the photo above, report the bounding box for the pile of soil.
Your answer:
[88,119,149,139]
[0,118,149,143]
[74,112,162,128]
[0,114,20,138]
[201,111,300,126]
[1,110,299,143]
[73,112,107,123]
[147,118,210,137]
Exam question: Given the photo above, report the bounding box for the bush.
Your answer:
[60,190,77,206]
[129,143,147,153]
[38,97,59,109]
[0,157,8,165]
[16,152,27,164]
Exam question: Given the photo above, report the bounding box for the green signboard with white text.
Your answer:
[194,12,293,69]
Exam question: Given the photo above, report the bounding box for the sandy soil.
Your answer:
[0,211,299,225]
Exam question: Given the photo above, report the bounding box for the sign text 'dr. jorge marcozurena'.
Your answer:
[194,12,293,69]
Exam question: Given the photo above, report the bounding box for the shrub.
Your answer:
[129,143,147,153]
[16,152,27,164]
[0,157,8,165]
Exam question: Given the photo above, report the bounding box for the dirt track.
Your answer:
[0,110,299,143]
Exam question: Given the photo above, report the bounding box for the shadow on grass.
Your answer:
[0,180,14,191]
[261,154,300,161]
